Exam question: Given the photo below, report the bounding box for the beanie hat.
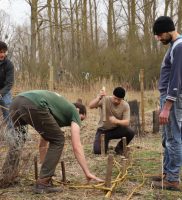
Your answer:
[113,87,125,99]
[153,16,175,35]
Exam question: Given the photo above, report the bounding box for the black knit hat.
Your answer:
[113,87,125,99]
[153,16,175,35]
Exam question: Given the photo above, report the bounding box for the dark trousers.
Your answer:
[93,126,135,154]
[2,96,64,181]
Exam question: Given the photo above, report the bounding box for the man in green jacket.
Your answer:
[1,90,103,193]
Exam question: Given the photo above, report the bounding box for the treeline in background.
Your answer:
[0,0,181,90]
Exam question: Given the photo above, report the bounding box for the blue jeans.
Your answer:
[161,94,182,182]
[0,91,13,128]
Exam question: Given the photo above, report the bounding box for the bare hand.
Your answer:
[86,173,104,184]
[159,108,170,124]
[98,89,106,100]
[109,116,118,124]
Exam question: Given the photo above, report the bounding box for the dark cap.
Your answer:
[113,87,125,99]
[153,16,175,35]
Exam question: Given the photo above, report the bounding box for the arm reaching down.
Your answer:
[71,122,103,182]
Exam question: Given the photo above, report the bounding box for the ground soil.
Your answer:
[0,109,181,200]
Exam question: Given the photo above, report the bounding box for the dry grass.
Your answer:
[1,80,181,199]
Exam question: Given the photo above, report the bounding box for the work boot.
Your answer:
[153,180,181,191]
[33,177,63,194]
[151,173,166,182]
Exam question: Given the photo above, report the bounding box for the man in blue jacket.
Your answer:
[152,16,182,191]
[0,41,14,128]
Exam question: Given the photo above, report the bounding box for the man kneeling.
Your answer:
[89,87,135,154]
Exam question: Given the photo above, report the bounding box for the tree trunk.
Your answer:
[30,0,38,75]
[93,0,98,49]
[107,0,113,48]
[47,0,55,66]
[70,0,75,59]
[164,0,171,16]
[53,0,61,70]
[75,0,81,62]
[89,0,94,44]
[82,0,88,53]
[177,0,182,32]
[58,0,64,61]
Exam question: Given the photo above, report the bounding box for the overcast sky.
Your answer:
[0,0,30,25]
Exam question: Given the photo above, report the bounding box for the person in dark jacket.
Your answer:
[0,41,14,128]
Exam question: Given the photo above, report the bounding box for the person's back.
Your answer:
[18,90,81,127]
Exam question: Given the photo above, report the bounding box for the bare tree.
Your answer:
[107,0,114,47]
[164,0,171,16]
[29,0,38,75]
[82,0,88,53]
[177,0,182,32]
[93,0,98,48]
[70,0,76,59]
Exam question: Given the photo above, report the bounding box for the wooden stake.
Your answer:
[49,65,54,90]
[105,155,114,188]
[122,158,128,175]
[126,146,130,159]
[101,134,105,155]
[61,161,66,183]
[153,110,159,133]
[139,69,145,133]
[34,155,38,180]
[102,86,106,122]
[122,137,127,157]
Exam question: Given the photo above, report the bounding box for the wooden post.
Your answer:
[153,110,159,133]
[126,146,130,159]
[61,161,66,183]
[122,158,128,175]
[105,155,114,188]
[102,86,106,122]
[34,155,38,180]
[128,100,141,135]
[122,137,127,157]
[101,134,105,155]
[139,69,145,133]
[49,65,54,90]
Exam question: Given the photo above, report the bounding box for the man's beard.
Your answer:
[161,35,172,45]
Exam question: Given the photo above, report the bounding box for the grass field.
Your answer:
[0,85,181,200]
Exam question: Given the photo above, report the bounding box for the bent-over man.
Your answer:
[0,90,103,193]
